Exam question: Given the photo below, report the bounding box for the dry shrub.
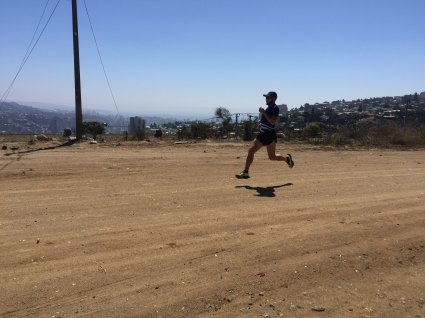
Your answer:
[357,122,425,146]
[330,133,353,146]
[308,121,425,147]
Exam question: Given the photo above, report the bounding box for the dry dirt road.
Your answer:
[1,140,425,318]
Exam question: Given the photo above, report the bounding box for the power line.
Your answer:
[83,0,121,117]
[1,0,52,103]
[0,0,62,104]
[18,0,52,79]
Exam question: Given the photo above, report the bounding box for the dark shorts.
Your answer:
[256,130,277,146]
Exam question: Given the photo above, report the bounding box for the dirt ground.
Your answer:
[1,140,424,318]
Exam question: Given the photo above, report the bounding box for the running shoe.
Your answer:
[236,170,250,179]
[286,154,294,168]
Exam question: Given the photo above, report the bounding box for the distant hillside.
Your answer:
[3,92,423,134]
[0,101,128,134]
[0,102,71,134]
[0,101,181,134]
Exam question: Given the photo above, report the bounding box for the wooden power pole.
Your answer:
[72,0,83,140]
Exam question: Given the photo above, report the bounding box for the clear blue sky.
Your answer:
[1,0,424,118]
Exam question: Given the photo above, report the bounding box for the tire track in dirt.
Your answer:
[1,144,424,317]
[3,193,424,317]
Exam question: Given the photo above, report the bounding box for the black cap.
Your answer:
[263,91,277,99]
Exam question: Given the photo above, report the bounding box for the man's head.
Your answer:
[263,91,277,105]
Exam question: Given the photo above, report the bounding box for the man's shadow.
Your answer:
[235,183,293,197]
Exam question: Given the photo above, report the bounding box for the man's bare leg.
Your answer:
[244,139,263,171]
[266,142,294,168]
[266,142,286,161]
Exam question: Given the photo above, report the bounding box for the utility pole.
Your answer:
[72,0,83,140]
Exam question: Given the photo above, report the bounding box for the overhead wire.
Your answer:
[17,0,51,79]
[83,0,121,117]
[0,0,51,104]
[2,0,122,121]
[0,0,62,105]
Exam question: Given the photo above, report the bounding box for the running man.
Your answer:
[236,91,294,179]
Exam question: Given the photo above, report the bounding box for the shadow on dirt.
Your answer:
[235,183,293,197]
[3,139,77,157]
